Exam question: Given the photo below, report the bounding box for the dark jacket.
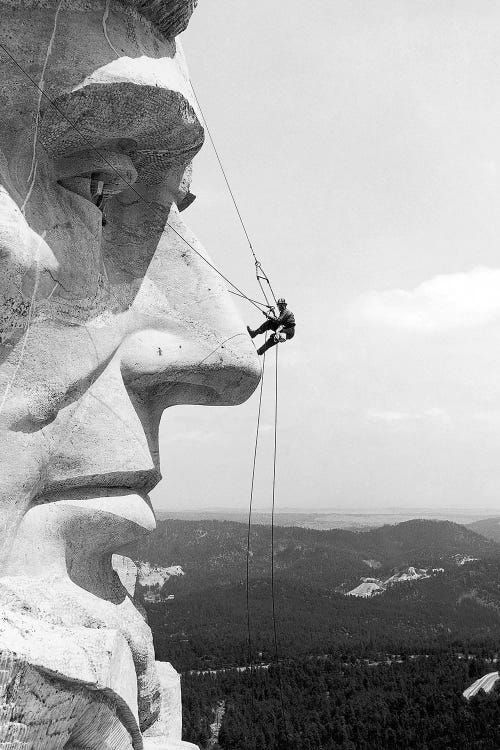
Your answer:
[274,308,295,329]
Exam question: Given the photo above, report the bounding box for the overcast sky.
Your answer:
[151,0,500,515]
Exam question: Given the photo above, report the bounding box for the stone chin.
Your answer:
[1,490,161,735]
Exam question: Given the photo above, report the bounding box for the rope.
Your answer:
[228,289,273,311]
[255,261,278,307]
[197,332,246,366]
[188,80,278,307]
[270,343,289,741]
[245,334,268,718]
[189,79,258,263]
[0,42,265,313]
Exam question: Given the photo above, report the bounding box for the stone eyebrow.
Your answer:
[125,0,198,38]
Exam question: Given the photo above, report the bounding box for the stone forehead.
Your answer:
[0,0,198,39]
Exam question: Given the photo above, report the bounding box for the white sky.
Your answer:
[151,0,500,514]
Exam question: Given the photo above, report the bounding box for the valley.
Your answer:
[123,516,500,749]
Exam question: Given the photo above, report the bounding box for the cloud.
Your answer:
[354,267,500,332]
[163,429,218,443]
[367,408,450,424]
[367,410,416,423]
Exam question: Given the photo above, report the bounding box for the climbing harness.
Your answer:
[274,329,287,343]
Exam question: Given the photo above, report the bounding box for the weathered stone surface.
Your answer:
[0,653,136,749]
[121,0,198,41]
[113,555,140,599]
[143,662,183,742]
[142,662,198,750]
[0,0,260,746]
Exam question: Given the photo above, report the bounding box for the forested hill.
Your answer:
[468,517,500,544]
[128,517,500,749]
[121,518,500,672]
[124,518,500,590]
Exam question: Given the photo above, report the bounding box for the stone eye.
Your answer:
[58,174,93,202]
[55,151,138,207]
[90,174,104,207]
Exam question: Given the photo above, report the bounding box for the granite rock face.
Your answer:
[0,1,260,746]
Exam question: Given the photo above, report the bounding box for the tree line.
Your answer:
[182,652,500,750]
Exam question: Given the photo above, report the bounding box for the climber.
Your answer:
[247,298,295,355]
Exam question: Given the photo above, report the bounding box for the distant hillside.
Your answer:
[360,520,496,566]
[120,518,500,670]
[156,509,493,531]
[147,559,500,670]
[468,517,500,543]
[124,518,500,592]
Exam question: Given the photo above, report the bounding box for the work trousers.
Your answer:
[255,320,295,354]
[254,319,296,339]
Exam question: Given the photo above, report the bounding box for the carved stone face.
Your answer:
[0,0,259,739]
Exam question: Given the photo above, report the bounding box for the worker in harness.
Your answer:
[247,298,295,355]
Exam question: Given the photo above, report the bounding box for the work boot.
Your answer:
[257,337,277,356]
[247,326,257,338]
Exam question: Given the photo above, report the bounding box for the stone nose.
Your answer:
[119,324,261,410]
[119,207,262,410]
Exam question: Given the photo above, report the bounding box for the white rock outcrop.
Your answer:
[137,563,185,590]
[463,672,500,700]
[346,566,444,597]
[0,0,260,746]
[347,579,385,598]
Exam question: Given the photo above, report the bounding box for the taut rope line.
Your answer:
[270,344,289,740]
[245,334,268,716]
[188,80,278,307]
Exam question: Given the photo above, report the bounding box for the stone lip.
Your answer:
[30,486,157,527]
[41,471,163,498]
